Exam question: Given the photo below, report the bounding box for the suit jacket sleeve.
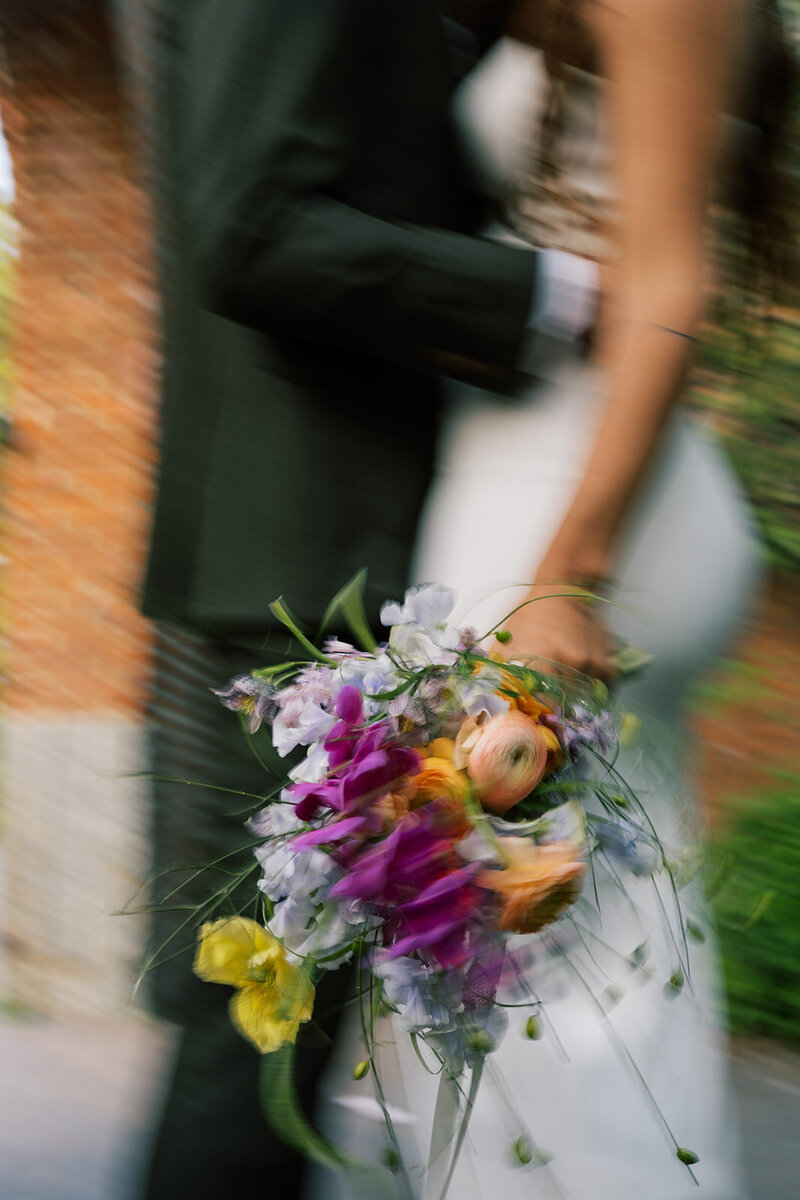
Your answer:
[177,0,537,375]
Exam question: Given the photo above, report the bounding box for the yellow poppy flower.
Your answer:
[194,917,315,1054]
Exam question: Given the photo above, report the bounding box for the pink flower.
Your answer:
[456,711,550,813]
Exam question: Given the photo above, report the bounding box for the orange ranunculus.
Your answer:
[409,755,471,837]
[426,794,473,840]
[372,789,413,831]
[413,757,470,805]
[372,775,420,831]
[453,715,484,770]
[505,706,563,772]
[477,839,586,934]
[539,723,564,771]
[457,710,551,813]
[505,684,553,722]
[422,737,457,762]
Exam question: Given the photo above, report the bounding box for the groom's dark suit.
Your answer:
[141,2,538,1197]
[143,0,535,632]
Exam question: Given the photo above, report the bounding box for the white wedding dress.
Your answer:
[305,39,759,1200]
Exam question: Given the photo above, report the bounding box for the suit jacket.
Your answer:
[142,0,537,633]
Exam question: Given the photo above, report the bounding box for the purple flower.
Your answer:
[291,778,343,822]
[544,704,617,760]
[331,813,482,970]
[336,685,362,724]
[211,674,277,734]
[323,686,365,769]
[463,943,505,1010]
[385,866,483,969]
[290,709,419,833]
[456,626,484,654]
[329,815,449,903]
[340,744,418,808]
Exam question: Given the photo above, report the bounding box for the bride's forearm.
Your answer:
[535,0,737,588]
[537,282,703,585]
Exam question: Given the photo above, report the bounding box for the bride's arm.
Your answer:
[506,0,741,679]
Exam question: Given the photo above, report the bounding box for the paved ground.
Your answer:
[0,1014,174,1200]
[0,1016,797,1200]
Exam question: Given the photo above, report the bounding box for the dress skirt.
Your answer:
[305,352,760,1200]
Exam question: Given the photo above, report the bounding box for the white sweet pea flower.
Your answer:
[255,840,298,901]
[252,798,338,901]
[248,798,302,839]
[268,895,316,944]
[388,622,459,666]
[323,637,358,656]
[337,650,398,695]
[269,896,371,969]
[432,1005,510,1075]
[381,584,462,665]
[459,677,510,720]
[361,653,399,696]
[271,698,336,757]
[288,742,330,784]
[255,837,338,902]
[381,583,456,631]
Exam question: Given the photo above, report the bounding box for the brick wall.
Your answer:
[0,0,158,1015]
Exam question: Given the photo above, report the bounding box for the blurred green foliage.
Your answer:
[687,295,800,571]
[710,775,800,1045]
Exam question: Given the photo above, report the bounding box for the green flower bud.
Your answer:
[664,967,684,997]
[353,1058,370,1080]
[495,629,513,645]
[512,1136,553,1168]
[627,941,648,969]
[514,1135,533,1165]
[686,919,706,944]
[676,1147,700,1166]
[599,984,624,1011]
[384,1146,401,1172]
[525,1015,542,1040]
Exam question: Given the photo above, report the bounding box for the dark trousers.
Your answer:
[142,624,349,1200]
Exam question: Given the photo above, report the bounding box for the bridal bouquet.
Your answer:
[187,575,696,1194]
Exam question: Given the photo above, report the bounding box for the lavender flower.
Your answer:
[596,818,657,876]
[430,1002,510,1074]
[546,703,618,760]
[211,674,277,734]
[268,666,346,756]
[373,953,463,1032]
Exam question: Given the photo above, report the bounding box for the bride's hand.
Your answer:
[501,586,618,685]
